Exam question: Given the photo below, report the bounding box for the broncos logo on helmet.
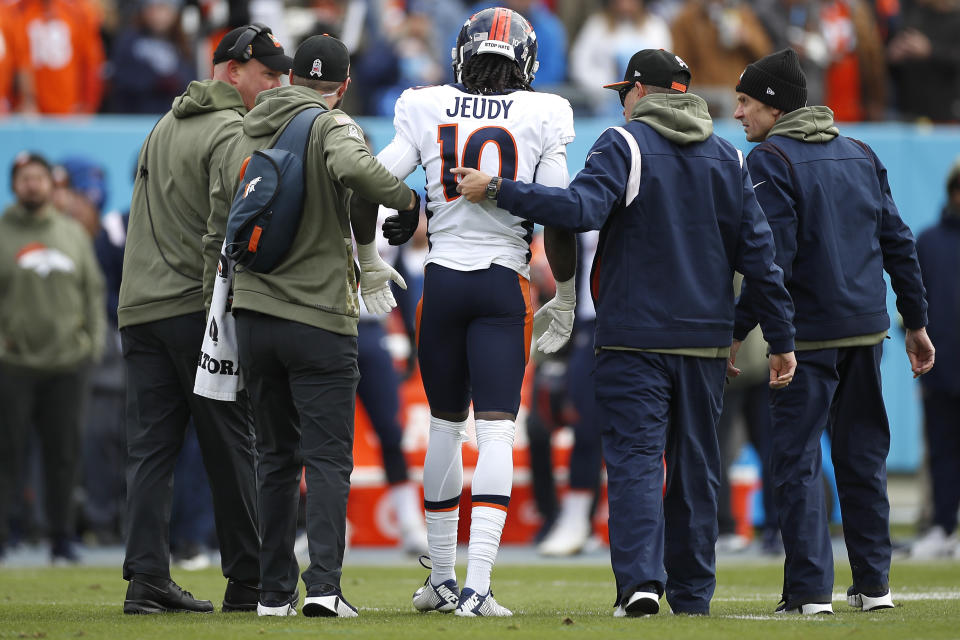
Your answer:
[451,7,540,84]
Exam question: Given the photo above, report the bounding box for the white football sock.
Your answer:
[465,419,515,594]
[422,416,466,586]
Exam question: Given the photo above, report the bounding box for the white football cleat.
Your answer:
[413,577,460,613]
[454,588,512,617]
[910,526,957,559]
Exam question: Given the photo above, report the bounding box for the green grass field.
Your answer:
[1,562,958,639]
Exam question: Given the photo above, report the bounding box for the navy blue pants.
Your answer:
[417,263,531,416]
[357,321,408,485]
[771,343,891,606]
[596,349,726,614]
[567,321,602,490]
[921,389,960,534]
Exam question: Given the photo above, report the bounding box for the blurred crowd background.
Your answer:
[1,0,960,567]
[1,0,959,121]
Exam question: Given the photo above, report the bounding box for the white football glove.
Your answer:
[357,241,406,315]
[533,277,576,354]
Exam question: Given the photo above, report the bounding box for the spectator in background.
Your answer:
[913,159,960,558]
[888,0,960,122]
[54,157,129,547]
[818,0,887,122]
[0,152,106,563]
[670,0,772,117]
[570,0,673,115]
[467,1,568,85]
[10,0,105,114]
[753,0,829,108]
[354,9,447,116]
[0,2,37,114]
[108,0,197,114]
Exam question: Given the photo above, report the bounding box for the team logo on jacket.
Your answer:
[311,58,323,78]
[15,243,75,277]
[243,176,262,198]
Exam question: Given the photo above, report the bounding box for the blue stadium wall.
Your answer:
[2,116,958,473]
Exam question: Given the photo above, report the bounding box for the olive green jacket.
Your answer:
[0,203,105,370]
[205,85,413,337]
[118,79,247,328]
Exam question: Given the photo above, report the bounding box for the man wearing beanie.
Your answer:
[731,48,935,614]
[455,48,797,617]
[119,24,292,615]
[206,34,418,618]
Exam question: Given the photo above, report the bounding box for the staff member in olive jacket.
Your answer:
[207,35,418,618]
[731,48,935,615]
[118,25,292,615]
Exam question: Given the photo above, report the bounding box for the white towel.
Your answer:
[194,240,244,401]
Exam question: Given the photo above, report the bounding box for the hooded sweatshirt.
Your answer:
[498,93,795,354]
[0,203,106,370]
[118,79,246,329]
[205,85,413,337]
[735,106,927,347]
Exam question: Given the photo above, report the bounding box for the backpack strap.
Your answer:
[272,107,327,160]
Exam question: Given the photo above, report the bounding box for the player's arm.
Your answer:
[376,133,422,245]
[453,128,630,232]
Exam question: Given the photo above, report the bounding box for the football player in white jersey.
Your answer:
[373,7,578,617]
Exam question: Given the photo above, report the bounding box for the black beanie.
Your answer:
[735,48,807,112]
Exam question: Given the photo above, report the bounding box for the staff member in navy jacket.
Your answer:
[730,48,935,615]
[454,49,797,617]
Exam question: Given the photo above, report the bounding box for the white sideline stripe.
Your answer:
[610,126,642,207]
[724,615,828,621]
[714,590,960,604]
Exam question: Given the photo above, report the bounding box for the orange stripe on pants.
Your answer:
[518,274,532,364]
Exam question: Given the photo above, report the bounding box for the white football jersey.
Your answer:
[377,84,575,278]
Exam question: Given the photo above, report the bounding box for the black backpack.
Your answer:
[224,107,325,273]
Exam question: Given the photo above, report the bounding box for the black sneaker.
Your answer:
[258,590,299,617]
[303,584,358,618]
[123,575,214,614]
[774,599,833,615]
[223,579,259,612]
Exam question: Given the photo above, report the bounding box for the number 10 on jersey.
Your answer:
[438,124,519,202]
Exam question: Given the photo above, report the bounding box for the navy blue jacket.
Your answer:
[498,115,795,354]
[735,130,928,342]
[916,208,960,393]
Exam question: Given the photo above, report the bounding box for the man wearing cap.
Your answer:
[118,24,292,615]
[454,49,796,616]
[206,34,418,618]
[730,48,935,615]
[0,152,105,564]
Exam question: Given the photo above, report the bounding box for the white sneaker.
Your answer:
[775,601,833,615]
[454,588,512,617]
[847,586,894,611]
[716,533,750,553]
[412,577,460,613]
[302,587,358,618]
[613,590,660,617]
[911,526,957,559]
[257,591,299,617]
[538,491,593,557]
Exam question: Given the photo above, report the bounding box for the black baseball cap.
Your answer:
[213,24,293,72]
[603,49,691,96]
[293,35,350,82]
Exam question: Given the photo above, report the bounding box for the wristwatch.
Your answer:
[485,176,502,201]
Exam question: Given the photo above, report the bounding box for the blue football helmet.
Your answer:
[452,7,540,84]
